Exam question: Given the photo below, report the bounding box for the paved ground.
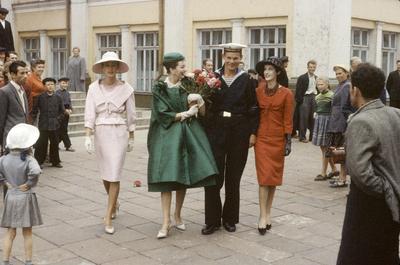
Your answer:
[0,130,350,265]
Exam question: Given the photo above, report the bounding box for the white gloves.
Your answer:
[180,105,199,121]
[85,136,93,154]
[187,93,204,107]
[127,137,134,152]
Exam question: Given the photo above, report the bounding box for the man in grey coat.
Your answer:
[0,60,29,154]
[337,63,400,265]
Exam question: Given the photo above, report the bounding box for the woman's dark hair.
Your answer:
[247,69,257,75]
[351,63,385,100]
[9,60,27,74]
[163,61,179,74]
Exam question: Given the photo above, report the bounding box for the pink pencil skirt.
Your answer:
[94,124,128,182]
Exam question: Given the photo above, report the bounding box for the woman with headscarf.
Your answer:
[327,65,352,188]
[84,52,136,234]
[254,57,294,235]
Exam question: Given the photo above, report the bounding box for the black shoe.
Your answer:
[266,224,272,230]
[39,164,44,169]
[52,163,63,168]
[66,147,75,152]
[201,224,220,235]
[222,222,236,232]
[258,226,267,235]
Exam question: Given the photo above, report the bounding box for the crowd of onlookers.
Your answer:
[0,55,76,169]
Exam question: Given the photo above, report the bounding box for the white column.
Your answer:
[39,30,50,77]
[231,18,245,44]
[292,0,352,78]
[164,0,185,54]
[70,0,88,58]
[375,22,384,68]
[120,25,133,84]
[231,18,247,66]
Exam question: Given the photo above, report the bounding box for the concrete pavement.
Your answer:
[0,129,349,265]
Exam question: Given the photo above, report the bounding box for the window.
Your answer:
[199,29,232,70]
[98,34,122,58]
[51,36,67,79]
[248,27,286,69]
[351,29,369,63]
[135,32,159,92]
[23,38,40,62]
[382,32,397,76]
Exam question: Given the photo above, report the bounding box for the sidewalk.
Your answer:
[0,129,348,265]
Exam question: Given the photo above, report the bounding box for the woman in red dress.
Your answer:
[254,57,294,235]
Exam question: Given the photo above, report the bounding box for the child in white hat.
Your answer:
[0,123,43,265]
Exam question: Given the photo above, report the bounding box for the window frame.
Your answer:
[198,28,232,70]
[134,31,159,93]
[247,26,286,69]
[50,36,68,80]
[23,37,41,63]
[382,32,398,76]
[351,28,369,63]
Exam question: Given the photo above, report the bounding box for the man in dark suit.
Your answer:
[295,60,317,143]
[0,7,14,52]
[386,60,400,109]
[0,60,29,153]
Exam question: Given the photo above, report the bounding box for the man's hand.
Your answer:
[249,134,256,148]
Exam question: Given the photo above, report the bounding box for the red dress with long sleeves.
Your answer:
[255,81,294,186]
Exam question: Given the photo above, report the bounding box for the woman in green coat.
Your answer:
[147,52,217,239]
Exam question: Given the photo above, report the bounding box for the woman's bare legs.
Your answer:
[104,181,120,228]
[259,186,276,227]
[174,189,186,225]
[161,191,172,230]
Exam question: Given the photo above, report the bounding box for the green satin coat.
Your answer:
[147,80,217,192]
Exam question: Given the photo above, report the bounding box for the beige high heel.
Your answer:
[105,225,115,234]
[103,217,115,234]
[157,223,172,239]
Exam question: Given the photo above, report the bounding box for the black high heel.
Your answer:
[258,226,267,235]
[266,224,272,230]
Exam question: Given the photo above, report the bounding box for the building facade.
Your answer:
[1,0,400,105]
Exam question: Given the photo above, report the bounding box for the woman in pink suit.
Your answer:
[84,52,136,234]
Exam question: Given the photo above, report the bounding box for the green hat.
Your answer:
[163,52,185,63]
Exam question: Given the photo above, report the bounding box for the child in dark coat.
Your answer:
[32,77,65,168]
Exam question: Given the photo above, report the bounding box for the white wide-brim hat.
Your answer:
[92,51,129,74]
[6,123,39,150]
[333,64,350,73]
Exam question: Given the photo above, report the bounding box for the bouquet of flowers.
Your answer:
[181,69,221,103]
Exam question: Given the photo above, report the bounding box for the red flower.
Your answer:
[196,75,206,85]
[214,79,222,89]
[208,72,215,78]
[133,180,141,187]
